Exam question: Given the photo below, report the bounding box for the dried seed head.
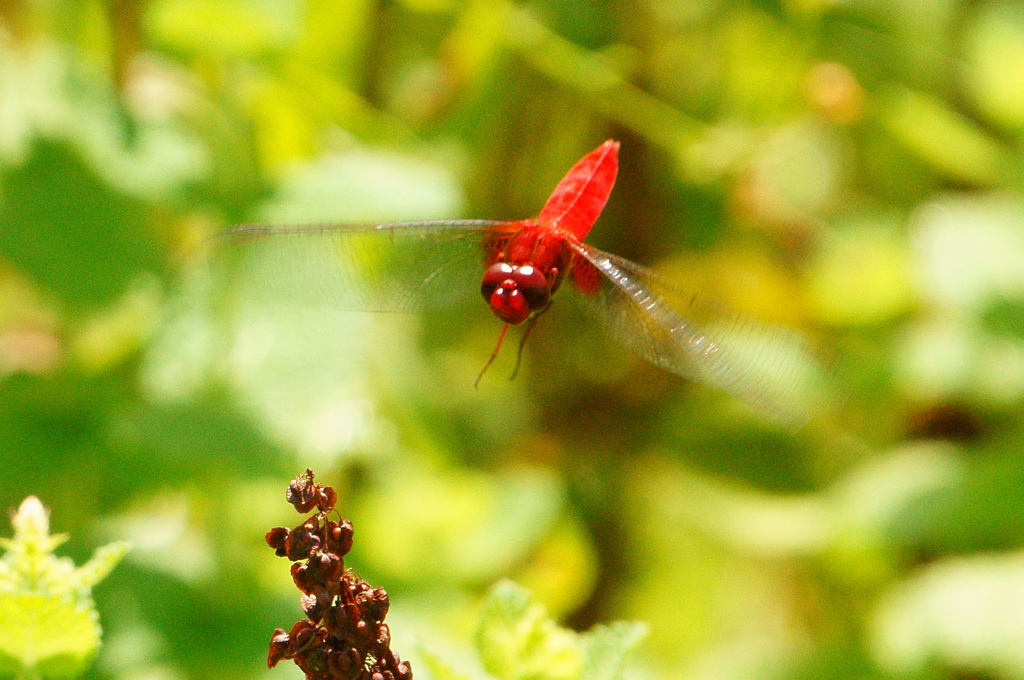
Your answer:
[324,520,354,555]
[328,649,352,678]
[302,593,325,621]
[287,469,322,513]
[320,486,338,513]
[286,525,319,561]
[290,619,318,650]
[268,628,292,668]
[376,623,390,648]
[266,527,290,555]
[268,469,410,680]
[291,562,311,594]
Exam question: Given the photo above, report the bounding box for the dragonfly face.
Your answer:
[480,261,551,324]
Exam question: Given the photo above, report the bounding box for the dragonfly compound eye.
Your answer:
[480,262,515,301]
[481,262,537,324]
[511,265,550,311]
[489,284,531,324]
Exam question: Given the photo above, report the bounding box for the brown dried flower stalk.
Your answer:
[266,469,412,680]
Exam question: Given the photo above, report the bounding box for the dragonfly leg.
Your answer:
[510,302,553,380]
[509,316,540,381]
[476,323,511,388]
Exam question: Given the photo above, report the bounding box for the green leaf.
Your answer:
[417,646,481,680]
[0,593,100,679]
[881,88,1011,187]
[981,298,1024,340]
[0,497,130,679]
[0,141,161,312]
[355,469,563,587]
[476,581,644,680]
[870,552,1024,678]
[965,1,1024,130]
[257,147,463,224]
[805,216,914,326]
[477,581,583,680]
[145,0,301,56]
[580,622,648,680]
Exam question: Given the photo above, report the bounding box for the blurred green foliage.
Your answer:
[0,497,129,680]
[1,1,1024,680]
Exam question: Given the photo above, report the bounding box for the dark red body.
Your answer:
[480,140,619,324]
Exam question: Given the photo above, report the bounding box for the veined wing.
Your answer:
[214,220,519,313]
[568,241,835,425]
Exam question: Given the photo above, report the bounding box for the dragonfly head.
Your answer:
[481,262,551,324]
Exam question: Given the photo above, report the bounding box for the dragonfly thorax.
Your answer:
[481,262,551,324]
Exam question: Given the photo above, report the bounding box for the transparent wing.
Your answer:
[568,242,835,425]
[213,220,519,312]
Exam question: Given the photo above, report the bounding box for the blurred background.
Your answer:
[2,0,1024,679]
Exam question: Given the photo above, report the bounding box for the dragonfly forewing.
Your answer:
[215,220,518,313]
[569,242,834,425]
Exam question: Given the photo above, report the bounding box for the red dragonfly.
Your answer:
[223,141,829,424]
